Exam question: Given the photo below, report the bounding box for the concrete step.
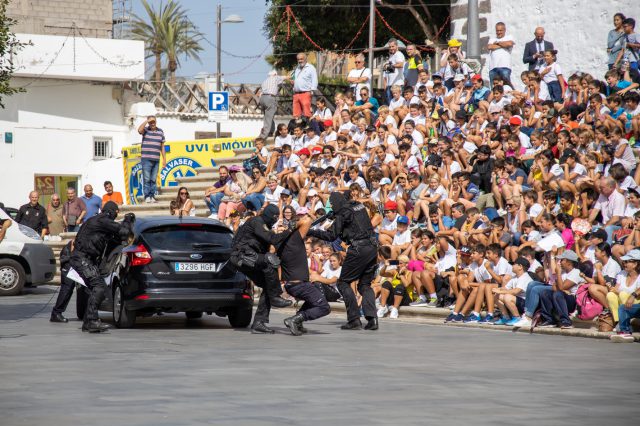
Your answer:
[176,172,221,184]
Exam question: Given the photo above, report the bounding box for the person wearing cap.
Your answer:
[444,54,472,90]
[588,176,626,244]
[69,202,135,333]
[492,257,533,326]
[259,70,290,139]
[507,115,532,148]
[537,249,584,329]
[303,189,324,213]
[440,38,465,69]
[389,215,411,259]
[468,75,490,113]
[278,188,300,213]
[379,200,399,246]
[603,249,640,322]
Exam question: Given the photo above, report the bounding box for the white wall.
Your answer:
[450,0,639,83]
[12,33,145,81]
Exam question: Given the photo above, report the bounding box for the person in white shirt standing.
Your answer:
[487,22,515,87]
[347,54,372,102]
[383,38,405,104]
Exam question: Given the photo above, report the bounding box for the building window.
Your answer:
[93,138,111,160]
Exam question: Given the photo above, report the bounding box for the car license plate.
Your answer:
[174,263,217,272]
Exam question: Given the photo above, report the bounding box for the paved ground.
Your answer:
[1,286,638,426]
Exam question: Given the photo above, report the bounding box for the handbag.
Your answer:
[575,284,603,320]
[597,311,615,332]
[67,214,78,226]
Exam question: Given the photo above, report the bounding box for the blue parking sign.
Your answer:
[208,91,229,121]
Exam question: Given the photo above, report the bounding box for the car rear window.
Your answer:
[142,224,232,250]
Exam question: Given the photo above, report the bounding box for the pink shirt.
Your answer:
[561,228,575,250]
[594,191,626,224]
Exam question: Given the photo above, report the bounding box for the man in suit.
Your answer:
[523,27,554,71]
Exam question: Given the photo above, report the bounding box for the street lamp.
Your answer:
[216,5,244,138]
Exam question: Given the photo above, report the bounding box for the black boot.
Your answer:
[82,320,109,333]
[251,321,275,334]
[50,312,68,323]
[364,317,378,330]
[270,296,293,308]
[340,319,362,330]
[284,314,304,336]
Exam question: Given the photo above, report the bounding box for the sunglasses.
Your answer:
[506,204,515,207]
[180,191,188,195]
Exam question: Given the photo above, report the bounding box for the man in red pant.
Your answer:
[292,52,318,119]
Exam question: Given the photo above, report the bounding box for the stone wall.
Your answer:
[449,0,639,84]
[7,0,113,38]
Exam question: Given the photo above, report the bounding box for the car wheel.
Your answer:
[113,284,136,328]
[0,259,26,296]
[228,306,252,328]
[185,311,203,319]
[76,286,89,320]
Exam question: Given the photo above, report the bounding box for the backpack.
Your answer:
[242,156,263,174]
[575,284,603,321]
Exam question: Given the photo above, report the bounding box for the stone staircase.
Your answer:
[43,143,263,285]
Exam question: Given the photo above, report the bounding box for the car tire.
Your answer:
[76,286,89,320]
[113,283,136,328]
[185,311,203,319]
[0,259,26,296]
[228,306,252,328]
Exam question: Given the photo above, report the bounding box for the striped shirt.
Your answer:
[261,75,286,96]
[141,127,166,160]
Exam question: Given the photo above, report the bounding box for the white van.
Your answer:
[0,209,56,296]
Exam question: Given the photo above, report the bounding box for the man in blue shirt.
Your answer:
[81,184,102,223]
[292,52,318,119]
[352,87,380,125]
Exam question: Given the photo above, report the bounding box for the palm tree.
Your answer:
[131,0,204,83]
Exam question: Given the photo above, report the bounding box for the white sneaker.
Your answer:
[512,317,532,328]
[144,197,152,204]
[610,333,634,343]
[208,213,218,220]
[389,307,399,319]
[377,306,389,318]
[497,208,507,216]
[150,196,158,203]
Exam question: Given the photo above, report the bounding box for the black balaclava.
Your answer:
[261,204,280,228]
[102,201,119,220]
[329,192,347,214]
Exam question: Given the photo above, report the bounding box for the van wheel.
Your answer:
[0,259,26,296]
[76,286,89,320]
[113,284,136,328]
[228,306,252,328]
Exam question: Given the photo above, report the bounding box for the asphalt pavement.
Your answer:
[1,286,638,426]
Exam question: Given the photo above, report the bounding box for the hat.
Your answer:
[509,115,523,126]
[311,146,323,154]
[453,73,465,82]
[464,80,473,88]
[281,188,291,196]
[297,148,311,156]
[380,177,392,185]
[437,108,448,116]
[383,200,398,211]
[455,110,467,120]
[588,228,607,241]
[366,125,376,132]
[488,103,503,114]
[296,206,309,215]
[545,108,557,119]
[514,257,531,270]
[621,249,640,261]
[428,138,439,145]
[448,38,463,47]
[459,246,472,256]
[470,74,482,81]
[556,250,579,262]
[308,189,318,197]
[432,73,442,79]
[229,165,242,173]
[397,215,409,225]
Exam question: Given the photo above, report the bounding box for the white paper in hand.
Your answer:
[67,267,87,287]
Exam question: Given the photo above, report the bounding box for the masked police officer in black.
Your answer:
[70,201,134,333]
[230,204,294,334]
[307,192,379,330]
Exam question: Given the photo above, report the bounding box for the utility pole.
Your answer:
[368,0,375,72]
[467,0,480,60]
[216,4,222,138]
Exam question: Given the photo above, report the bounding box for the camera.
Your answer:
[382,62,395,73]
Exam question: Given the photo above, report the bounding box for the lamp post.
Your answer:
[216,4,243,138]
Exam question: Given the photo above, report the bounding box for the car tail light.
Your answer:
[135,294,149,300]
[242,294,252,300]
[129,244,152,266]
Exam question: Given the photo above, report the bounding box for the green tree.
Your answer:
[131,0,204,82]
[264,0,449,69]
[0,0,28,108]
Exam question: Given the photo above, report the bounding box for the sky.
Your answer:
[131,0,273,84]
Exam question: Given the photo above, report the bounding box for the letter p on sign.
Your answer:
[208,91,229,121]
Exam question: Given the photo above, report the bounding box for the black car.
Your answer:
[77,216,253,328]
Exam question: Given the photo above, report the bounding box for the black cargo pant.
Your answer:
[69,253,106,325]
[236,254,282,325]
[285,281,331,321]
[51,266,74,316]
[337,241,378,322]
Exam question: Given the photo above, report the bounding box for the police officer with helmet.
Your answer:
[230,204,294,334]
[307,191,379,330]
[70,201,135,333]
